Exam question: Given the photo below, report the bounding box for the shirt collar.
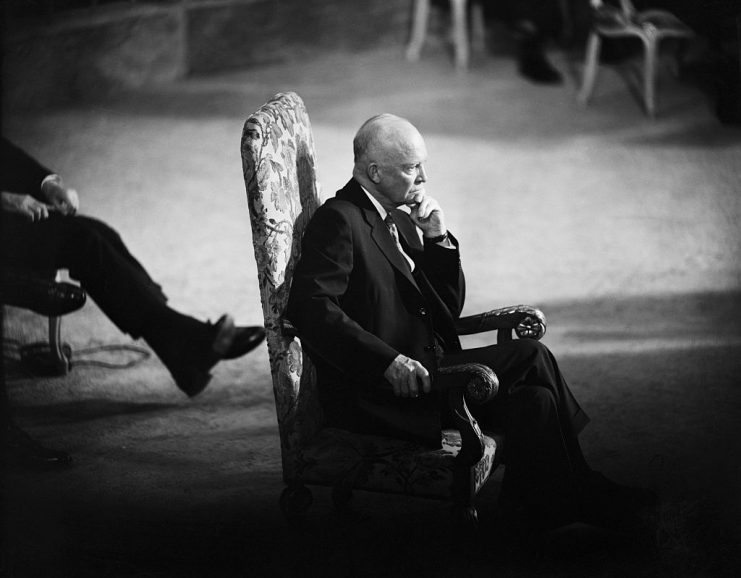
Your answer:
[360,185,389,221]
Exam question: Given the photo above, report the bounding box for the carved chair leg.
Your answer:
[18,315,72,376]
[48,315,72,373]
[578,32,602,105]
[280,484,313,520]
[643,35,658,118]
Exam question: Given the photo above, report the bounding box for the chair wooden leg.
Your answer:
[406,0,430,62]
[450,0,470,70]
[643,36,658,118]
[470,0,486,55]
[578,32,602,105]
[48,315,71,373]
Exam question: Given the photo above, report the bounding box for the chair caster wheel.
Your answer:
[280,485,312,519]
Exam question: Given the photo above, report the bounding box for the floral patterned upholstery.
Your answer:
[241,92,499,509]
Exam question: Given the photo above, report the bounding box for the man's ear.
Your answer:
[368,163,380,184]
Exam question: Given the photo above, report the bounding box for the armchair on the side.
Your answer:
[241,92,547,525]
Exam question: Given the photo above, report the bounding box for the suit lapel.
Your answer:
[337,180,420,291]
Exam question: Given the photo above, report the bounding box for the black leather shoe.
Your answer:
[210,315,266,360]
[171,315,265,398]
[2,274,86,317]
[518,52,563,85]
[5,422,73,471]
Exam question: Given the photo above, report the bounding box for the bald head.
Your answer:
[352,114,428,210]
[353,114,422,167]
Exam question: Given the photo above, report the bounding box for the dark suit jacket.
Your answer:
[1,138,53,198]
[286,178,465,447]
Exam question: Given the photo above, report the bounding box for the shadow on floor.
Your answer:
[3,290,741,577]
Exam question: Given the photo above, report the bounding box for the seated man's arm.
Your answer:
[419,231,466,320]
[287,204,428,397]
[1,138,54,197]
[407,195,466,320]
[1,138,78,216]
[1,191,53,222]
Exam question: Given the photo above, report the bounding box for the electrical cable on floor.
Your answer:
[3,338,151,375]
[69,343,151,369]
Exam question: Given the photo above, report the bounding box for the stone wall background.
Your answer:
[2,0,412,109]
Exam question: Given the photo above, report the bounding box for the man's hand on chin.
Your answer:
[409,194,446,238]
[384,354,431,398]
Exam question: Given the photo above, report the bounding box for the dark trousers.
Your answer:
[441,338,590,520]
[1,213,167,338]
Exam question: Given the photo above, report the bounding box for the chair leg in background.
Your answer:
[406,0,430,62]
[470,0,486,54]
[450,0,470,70]
[19,315,72,376]
[578,32,602,105]
[48,315,71,371]
[643,35,658,118]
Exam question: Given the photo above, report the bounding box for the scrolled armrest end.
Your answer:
[436,362,499,404]
[515,312,547,341]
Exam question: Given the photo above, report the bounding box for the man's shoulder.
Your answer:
[312,194,365,221]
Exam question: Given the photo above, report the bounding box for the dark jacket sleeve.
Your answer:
[418,231,465,320]
[1,138,54,199]
[394,209,466,321]
[286,203,400,382]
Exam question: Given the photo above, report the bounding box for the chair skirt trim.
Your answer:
[284,428,500,501]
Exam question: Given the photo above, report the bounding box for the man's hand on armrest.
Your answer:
[1,191,53,222]
[384,354,431,398]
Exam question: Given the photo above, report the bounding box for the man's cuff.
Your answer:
[424,230,455,250]
[40,174,62,191]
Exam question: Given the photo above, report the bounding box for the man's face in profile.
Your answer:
[374,129,429,209]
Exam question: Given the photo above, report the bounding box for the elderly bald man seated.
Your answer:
[286,113,658,548]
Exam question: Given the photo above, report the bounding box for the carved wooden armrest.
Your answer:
[455,305,546,342]
[434,363,498,466]
[435,362,498,404]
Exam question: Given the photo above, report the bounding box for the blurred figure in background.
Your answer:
[482,0,570,84]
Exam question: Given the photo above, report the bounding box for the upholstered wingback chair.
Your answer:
[241,92,547,524]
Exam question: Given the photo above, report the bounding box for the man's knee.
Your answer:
[512,338,551,364]
[71,216,122,244]
[57,216,125,274]
[510,383,556,414]
[510,383,556,408]
[63,216,124,254]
